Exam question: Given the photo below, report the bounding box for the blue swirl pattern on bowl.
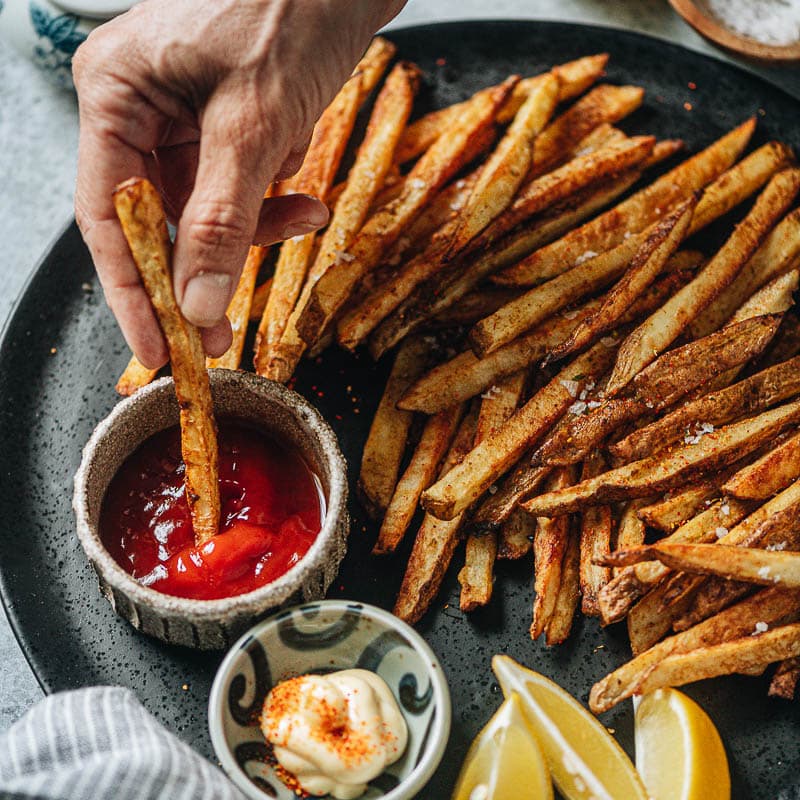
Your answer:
[210,601,450,800]
[29,2,85,85]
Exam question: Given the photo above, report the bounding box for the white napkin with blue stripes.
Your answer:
[0,687,245,800]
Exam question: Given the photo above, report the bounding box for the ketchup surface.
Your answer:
[100,421,323,600]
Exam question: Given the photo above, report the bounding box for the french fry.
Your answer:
[616,497,650,552]
[354,37,397,104]
[248,278,272,321]
[579,453,613,615]
[393,404,480,624]
[421,340,617,520]
[495,118,755,286]
[269,62,421,379]
[296,77,518,348]
[446,73,560,256]
[373,403,463,555]
[398,271,690,414]
[723,429,800,500]
[116,355,158,396]
[671,579,755,634]
[633,622,800,696]
[113,178,220,546]
[393,54,608,164]
[255,73,363,376]
[208,245,268,369]
[545,525,582,645]
[459,372,527,611]
[758,310,800,369]
[611,354,800,462]
[636,484,719,533]
[605,169,800,394]
[368,167,646,360]
[546,197,696,363]
[497,508,537,560]
[359,337,429,519]
[532,467,576,639]
[523,398,800,517]
[429,287,520,328]
[590,585,800,712]
[769,657,800,699]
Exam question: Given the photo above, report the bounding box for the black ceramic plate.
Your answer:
[2,20,800,800]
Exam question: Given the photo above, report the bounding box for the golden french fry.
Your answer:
[116,355,158,396]
[354,37,397,104]
[611,354,800,463]
[590,585,800,711]
[579,453,612,616]
[359,337,429,519]
[269,62,421,379]
[255,73,364,376]
[113,177,220,546]
[497,508,536,560]
[671,579,755,634]
[523,398,800,517]
[606,169,800,394]
[422,341,617,520]
[459,371,527,611]
[248,278,272,321]
[495,118,755,286]
[724,428,800,500]
[296,77,518,349]
[546,519,582,645]
[373,403,463,556]
[769,657,800,699]
[394,54,608,164]
[634,622,800,696]
[532,467,576,639]
[547,197,696,363]
[636,484,719,533]
[393,404,480,624]
[429,287,520,328]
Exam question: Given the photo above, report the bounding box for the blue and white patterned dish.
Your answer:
[208,600,451,800]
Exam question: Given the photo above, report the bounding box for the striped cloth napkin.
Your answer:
[0,687,246,800]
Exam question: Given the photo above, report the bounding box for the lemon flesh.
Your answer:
[452,692,553,800]
[492,655,647,800]
[635,688,731,800]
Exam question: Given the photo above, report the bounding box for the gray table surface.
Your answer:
[1,0,799,735]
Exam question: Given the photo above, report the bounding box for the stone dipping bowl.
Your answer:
[73,369,349,650]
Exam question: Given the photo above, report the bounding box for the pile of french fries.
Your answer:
[115,38,800,708]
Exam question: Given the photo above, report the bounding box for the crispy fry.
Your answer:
[616,497,649,551]
[495,118,755,286]
[394,55,608,164]
[459,371,527,611]
[636,484,718,533]
[296,77,518,348]
[116,355,158,396]
[354,37,397,103]
[269,62,420,379]
[373,403,463,555]
[393,404,480,624]
[634,623,800,696]
[497,508,537,560]
[611,354,800,462]
[532,467,576,639]
[113,178,220,546]
[769,657,800,699]
[523,398,800,516]
[248,278,272,321]
[724,429,800,500]
[606,169,800,394]
[590,586,800,711]
[579,453,613,615]
[547,197,696,363]
[429,287,520,328]
[422,341,617,520]
[255,73,363,376]
[209,245,268,369]
[359,337,429,519]
[671,579,755,633]
[368,167,646,360]
[546,518,582,645]
[447,73,560,256]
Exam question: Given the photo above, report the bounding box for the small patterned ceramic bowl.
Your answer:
[208,600,452,800]
[73,369,349,650]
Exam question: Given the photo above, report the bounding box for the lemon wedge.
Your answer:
[452,692,553,800]
[491,655,647,800]
[635,688,730,800]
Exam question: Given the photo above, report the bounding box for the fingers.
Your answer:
[253,194,329,245]
[274,136,312,181]
[200,318,233,358]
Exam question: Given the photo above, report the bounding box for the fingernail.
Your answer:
[180,271,233,327]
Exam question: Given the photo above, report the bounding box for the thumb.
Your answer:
[172,97,285,328]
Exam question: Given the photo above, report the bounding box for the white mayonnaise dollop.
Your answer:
[260,668,408,799]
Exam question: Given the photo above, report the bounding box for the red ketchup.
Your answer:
[100,421,323,600]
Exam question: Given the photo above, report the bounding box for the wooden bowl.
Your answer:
[669,0,800,62]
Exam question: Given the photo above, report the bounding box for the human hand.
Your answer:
[73,0,405,367]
